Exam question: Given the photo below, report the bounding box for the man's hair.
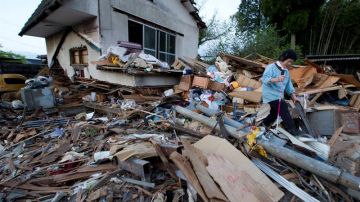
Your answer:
[279,49,297,62]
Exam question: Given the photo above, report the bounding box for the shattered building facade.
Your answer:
[19,0,205,87]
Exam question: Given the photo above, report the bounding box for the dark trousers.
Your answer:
[263,99,296,132]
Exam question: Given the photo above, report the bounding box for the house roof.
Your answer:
[18,0,62,36]
[306,54,360,62]
[19,0,206,36]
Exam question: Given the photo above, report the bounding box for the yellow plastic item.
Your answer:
[230,81,240,89]
[246,126,267,158]
[0,74,26,92]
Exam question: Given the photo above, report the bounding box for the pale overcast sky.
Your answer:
[0,0,239,59]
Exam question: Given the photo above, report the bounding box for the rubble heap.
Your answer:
[0,51,360,202]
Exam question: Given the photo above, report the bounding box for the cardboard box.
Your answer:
[236,74,261,89]
[192,76,209,89]
[208,80,226,91]
[341,111,360,134]
[229,90,262,103]
[178,75,193,91]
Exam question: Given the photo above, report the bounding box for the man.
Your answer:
[261,49,300,135]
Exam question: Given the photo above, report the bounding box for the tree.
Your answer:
[311,0,360,54]
[261,0,325,49]
[233,0,265,37]
[0,44,26,63]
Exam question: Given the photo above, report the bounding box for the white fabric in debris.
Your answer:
[138,53,169,68]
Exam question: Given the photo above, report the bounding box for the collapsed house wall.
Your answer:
[45,25,179,87]
[45,28,139,86]
[44,0,198,86]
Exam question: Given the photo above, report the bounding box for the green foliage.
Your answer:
[0,44,26,63]
[309,0,360,54]
[234,0,265,36]
[200,0,360,59]
[283,10,309,34]
[236,26,303,61]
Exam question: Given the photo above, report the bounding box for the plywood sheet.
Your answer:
[194,135,284,202]
[313,74,340,89]
[290,66,317,89]
[207,153,274,202]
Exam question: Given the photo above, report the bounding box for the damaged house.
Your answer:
[19,0,205,87]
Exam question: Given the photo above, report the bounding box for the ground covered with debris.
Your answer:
[0,51,360,201]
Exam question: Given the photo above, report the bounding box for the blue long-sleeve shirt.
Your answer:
[261,62,295,103]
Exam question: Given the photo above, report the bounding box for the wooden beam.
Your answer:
[297,84,354,96]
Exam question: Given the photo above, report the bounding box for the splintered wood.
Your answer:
[182,139,228,201]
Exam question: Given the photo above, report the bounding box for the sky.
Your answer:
[0,0,240,59]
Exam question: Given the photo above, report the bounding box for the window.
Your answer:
[158,31,176,65]
[70,46,88,65]
[4,78,25,84]
[128,21,143,46]
[144,26,156,56]
[128,20,176,64]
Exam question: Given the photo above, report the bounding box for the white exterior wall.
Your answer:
[45,0,199,86]
[46,24,137,85]
[100,0,199,59]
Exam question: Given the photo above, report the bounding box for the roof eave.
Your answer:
[180,0,207,29]
[18,0,62,36]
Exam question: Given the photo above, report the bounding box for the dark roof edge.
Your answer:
[306,54,360,59]
[18,0,62,36]
[19,0,206,37]
[180,0,206,29]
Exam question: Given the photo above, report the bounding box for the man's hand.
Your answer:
[291,94,300,103]
[272,75,285,83]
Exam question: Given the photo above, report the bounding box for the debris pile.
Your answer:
[0,51,360,201]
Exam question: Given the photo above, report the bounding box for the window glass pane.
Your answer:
[167,34,176,54]
[144,49,156,57]
[144,26,156,49]
[158,31,166,52]
[128,21,143,46]
[167,54,175,65]
[159,53,166,62]
[81,50,88,64]
[74,51,80,64]
[4,78,25,84]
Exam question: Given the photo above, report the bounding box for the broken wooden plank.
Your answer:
[289,66,317,89]
[332,74,360,88]
[309,93,323,106]
[297,84,354,96]
[152,142,177,179]
[169,151,208,202]
[182,139,228,201]
[328,126,344,146]
[83,102,123,116]
[220,53,266,69]
[312,74,340,89]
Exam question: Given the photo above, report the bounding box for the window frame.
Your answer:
[143,25,157,57]
[69,46,89,66]
[128,20,176,64]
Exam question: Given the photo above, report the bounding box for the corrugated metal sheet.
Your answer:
[253,159,320,202]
